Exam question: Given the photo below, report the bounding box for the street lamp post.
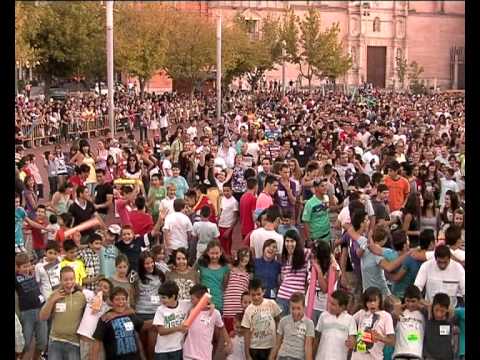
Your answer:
[106,1,115,137]
[216,15,222,123]
[282,41,286,98]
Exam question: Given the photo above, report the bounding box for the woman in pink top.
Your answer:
[276,229,309,316]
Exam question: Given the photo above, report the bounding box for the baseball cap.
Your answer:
[108,224,121,235]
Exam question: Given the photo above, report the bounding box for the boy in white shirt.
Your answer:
[159,183,177,217]
[217,183,239,257]
[192,206,220,259]
[163,199,193,255]
[153,280,192,360]
[314,290,357,360]
[35,241,62,300]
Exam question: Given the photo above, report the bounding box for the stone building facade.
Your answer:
[141,1,464,92]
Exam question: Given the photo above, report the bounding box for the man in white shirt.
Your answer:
[414,245,465,308]
[362,141,381,176]
[439,168,459,207]
[163,199,193,253]
[218,136,237,169]
[250,206,283,258]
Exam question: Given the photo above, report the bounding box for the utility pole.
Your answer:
[282,41,286,97]
[216,15,222,123]
[106,1,115,136]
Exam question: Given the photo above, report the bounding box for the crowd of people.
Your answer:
[15,85,465,360]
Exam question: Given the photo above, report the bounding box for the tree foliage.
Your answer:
[22,2,105,91]
[408,61,425,94]
[395,55,408,88]
[281,8,351,90]
[163,11,216,96]
[115,3,169,96]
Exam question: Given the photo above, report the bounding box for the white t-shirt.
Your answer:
[439,178,459,206]
[159,197,175,216]
[218,196,239,228]
[226,335,245,360]
[76,290,111,339]
[163,212,193,250]
[187,126,197,140]
[241,299,282,349]
[414,259,465,308]
[162,159,173,177]
[393,309,425,358]
[315,311,357,360]
[351,310,395,360]
[250,227,284,258]
[153,300,192,353]
[425,248,465,263]
[362,151,380,176]
[193,221,220,257]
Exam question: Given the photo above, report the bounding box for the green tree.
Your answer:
[408,61,425,94]
[315,22,352,86]
[227,14,283,90]
[163,11,216,98]
[23,2,105,92]
[115,3,169,97]
[395,55,408,89]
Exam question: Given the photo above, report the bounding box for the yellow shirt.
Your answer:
[60,259,87,286]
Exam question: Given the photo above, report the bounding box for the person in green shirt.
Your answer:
[302,179,331,245]
[147,173,166,221]
[164,164,189,199]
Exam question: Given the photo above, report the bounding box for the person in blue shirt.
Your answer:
[254,239,281,299]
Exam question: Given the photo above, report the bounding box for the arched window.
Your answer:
[373,17,381,32]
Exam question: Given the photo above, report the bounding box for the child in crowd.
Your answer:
[46,214,60,241]
[30,205,49,260]
[253,239,281,300]
[241,278,282,360]
[115,224,150,275]
[60,239,87,286]
[78,233,103,291]
[352,287,395,360]
[77,278,113,360]
[182,284,233,360]
[193,206,220,260]
[197,240,230,312]
[91,287,145,360]
[159,183,177,216]
[99,224,120,279]
[227,314,247,360]
[392,285,425,360]
[35,240,62,300]
[271,292,315,360]
[15,252,48,360]
[153,280,192,360]
[218,182,239,256]
[152,244,170,274]
[166,248,199,301]
[277,208,300,237]
[223,248,252,335]
[314,289,357,360]
[422,293,456,360]
[109,254,134,306]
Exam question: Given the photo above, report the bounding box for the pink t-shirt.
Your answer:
[256,192,273,212]
[183,309,224,360]
[116,198,132,226]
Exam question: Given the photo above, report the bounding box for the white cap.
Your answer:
[108,224,121,235]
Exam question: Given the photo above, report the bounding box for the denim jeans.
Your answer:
[277,297,290,317]
[20,308,48,352]
[48,340,81,360]
[154,350,183,360]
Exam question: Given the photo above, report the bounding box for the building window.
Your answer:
[245,19,259,39]
[373,17,381,32]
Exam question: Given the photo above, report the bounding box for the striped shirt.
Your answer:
[277,250,310,301]
[223,270,250,317]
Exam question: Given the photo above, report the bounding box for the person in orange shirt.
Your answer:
[383,160,410,212]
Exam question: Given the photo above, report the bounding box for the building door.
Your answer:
[367,46,387,88]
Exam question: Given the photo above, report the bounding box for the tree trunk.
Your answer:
[43,73,52,97]
[139,78,146,98]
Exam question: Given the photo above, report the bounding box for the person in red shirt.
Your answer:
[383,160,410,212]
[68,164,91,197]
[239,177,258,238]
[128,196,154,236]
[185,186,217,223]
[29,205,48,260]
